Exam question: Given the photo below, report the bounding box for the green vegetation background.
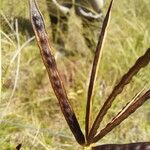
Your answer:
[1,0,150,149]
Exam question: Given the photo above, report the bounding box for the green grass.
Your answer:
[1,0,150,149]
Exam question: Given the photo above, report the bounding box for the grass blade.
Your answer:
[91,89,150,143]
[89,48,150,140]
[29,0,85,145]
[85,0,114,140]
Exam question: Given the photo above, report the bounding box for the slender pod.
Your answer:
[89,48,150,140]
[16,144,22,150]
[92,142,150,150]
[29,0,85,145]
[91,89,150,143]
[85,0,113,141]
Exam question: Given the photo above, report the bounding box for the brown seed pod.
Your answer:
[29,0,85,145]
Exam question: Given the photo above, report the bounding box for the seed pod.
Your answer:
[92,142,150,150]
[29,0,85,145]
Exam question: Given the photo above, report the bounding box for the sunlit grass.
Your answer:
[1,0,150,149]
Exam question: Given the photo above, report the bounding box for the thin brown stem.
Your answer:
[29,0,85,145]
[85,0,113,140]
[91,89,150,144]
[89,48,150,140]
